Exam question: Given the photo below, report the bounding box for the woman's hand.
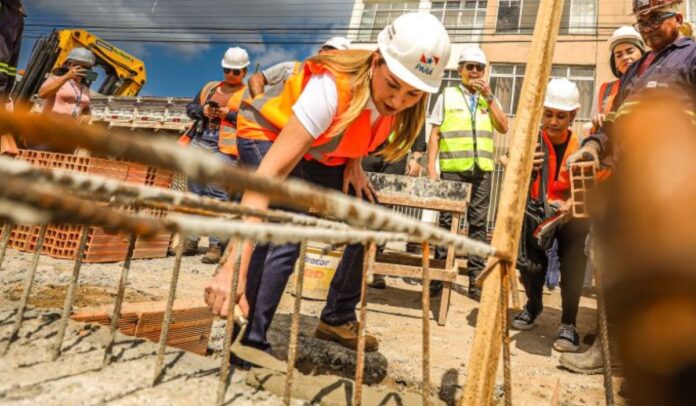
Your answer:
[592,113,606,130]
[406,157,422,177]
[343,158,377,202]
[532,141,545,172]
[64,65,87,81]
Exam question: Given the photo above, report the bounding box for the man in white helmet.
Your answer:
[426,46,509,300]
[511,78,589,354]
[180,46,249,264]
[247,36,351,98]
[0,0,26,109]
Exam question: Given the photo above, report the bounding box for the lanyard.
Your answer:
[69,80,83,118]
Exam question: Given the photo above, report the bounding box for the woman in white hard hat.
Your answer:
[204,12,451,355]
[512,78,589,354]
[38,47,96,124]
[179,47,250,264]
[591,26,646,134]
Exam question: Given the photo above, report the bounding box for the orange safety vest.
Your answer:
[178,81,245,157]
[531,130,580,203]
[237,54,395,166]
[593,80,620,181]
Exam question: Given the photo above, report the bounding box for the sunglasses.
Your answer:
[223,68,243,75]
[463,63,485,72]
[633,12,677,31]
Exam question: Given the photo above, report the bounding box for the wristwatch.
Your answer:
[485,93,495,103]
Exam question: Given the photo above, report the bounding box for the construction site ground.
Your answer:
[0,245,626,405]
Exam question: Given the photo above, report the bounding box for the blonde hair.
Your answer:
[307,50,428,162]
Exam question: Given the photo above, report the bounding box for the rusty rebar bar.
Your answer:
[0,224,47,356]
[0,221,14,269]
[51,226,90,361]
[0,112,505,260]
[421,241,432,405]
[102,232,137,368]
[353,242,376,406]
[501,263,512,406]
[594,265,615,406]
[284,240,308,405]
[216,239,243,405]
[152,233,184,386]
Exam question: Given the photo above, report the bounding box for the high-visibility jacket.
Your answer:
[531,129,580,202]
[598,80,621,116]
[438,86,495,172]
[178,81,245,156]
[237,54,395,166]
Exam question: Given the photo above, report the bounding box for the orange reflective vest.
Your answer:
[531,130,580,203]
[237,54,395,166]
[178,81,245,156]
[598,80,621,116]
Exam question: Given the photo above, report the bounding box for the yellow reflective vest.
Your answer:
[438,86,495,172]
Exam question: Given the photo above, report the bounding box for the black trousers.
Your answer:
[0,2,24,103]
[435,167,492,282]
[519,219,589,325]
[361,153,407,175]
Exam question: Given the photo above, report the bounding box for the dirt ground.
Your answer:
[0,246,626,405]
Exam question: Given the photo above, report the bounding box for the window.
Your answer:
[496,0,597,35]
[490,64,595,119]
[431,1,488,43]
[689,0,696,22]
[358,1,419,42]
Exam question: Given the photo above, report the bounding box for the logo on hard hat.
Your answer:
[635,0,650,7]
[415,54,440,76]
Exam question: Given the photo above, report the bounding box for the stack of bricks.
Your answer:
[2,150,174,263]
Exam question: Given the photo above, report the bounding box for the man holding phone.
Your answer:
[38,47,96,126]
[180,47,249,264]
[427,46,509,300]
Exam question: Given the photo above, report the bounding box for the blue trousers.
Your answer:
[187,134,237,247]
[237,137,365,351]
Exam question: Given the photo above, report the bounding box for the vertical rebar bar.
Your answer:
[595,266,615,406]
[421,241,431,406]
[501,264,512,406]
[51,226,90,361]
[353,242,376,406]
[0,221,14,269]
[284,240,307,405]
[103,233,137,367]
[216,239,243,405]
[152,233,185,386]
[1,224,47,356]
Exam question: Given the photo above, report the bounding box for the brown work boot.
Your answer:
[182,239,199,256]
[201,245,222,264]
[559,339,603,374]
[315,320,379,352]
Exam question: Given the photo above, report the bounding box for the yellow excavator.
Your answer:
[12,29,147,101]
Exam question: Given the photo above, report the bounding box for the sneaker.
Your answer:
[182,239,199,256]
[368,274,387,289]
[553,323,580,352]
[201,245,222,264]
[511,308,538,330]
[315,320,379,352]
[468,285,482,301]
[429,280,443,297]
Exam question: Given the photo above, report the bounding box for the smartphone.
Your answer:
[207,100,219,109]
[83,70,98,82]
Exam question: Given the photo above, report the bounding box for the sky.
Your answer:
[19,0,356,97]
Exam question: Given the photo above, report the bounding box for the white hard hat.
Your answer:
[544,78,581,111]
[322,36,351,51]
[609,26,645,52]
[221,47,250,69]
[377,12,451,93]
[458,46,487,66]
[67,47,95,66]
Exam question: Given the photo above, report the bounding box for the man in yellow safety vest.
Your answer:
[427,46,509,300]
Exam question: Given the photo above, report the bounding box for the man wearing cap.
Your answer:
[427,47,509,300]
[247,36,351,98]
[0,0,26,108]
[180,47,249,264]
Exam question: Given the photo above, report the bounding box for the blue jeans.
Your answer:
[236,137,366,352]
[187,133,237,247]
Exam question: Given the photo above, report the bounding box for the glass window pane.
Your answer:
[520,0,540,35]
[497,0,521,33]
[574,79,594,119]
[551,66,568,77]
[491,76,514,115]
[492,64,514,75]
[570,66,595,77]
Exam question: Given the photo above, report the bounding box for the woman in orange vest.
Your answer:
[511,79,590,354]
[180,47,248,264]
[204,12,452,355]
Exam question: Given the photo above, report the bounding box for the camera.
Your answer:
[206,100,221,129]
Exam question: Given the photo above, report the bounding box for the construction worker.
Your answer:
[427,46,509,300]
[247,36,351,98]
[511,78,588,353]
[0,0,25,108]
[204,12,451,354]
[38,48,96,125]
[563,0,696,374]
[179,47,248,264]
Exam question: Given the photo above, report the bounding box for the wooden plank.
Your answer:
[368,172,470,212]
[371,263,457,282]
[376,194,467,213]
[376,252,449,269]
[461,0,566,404]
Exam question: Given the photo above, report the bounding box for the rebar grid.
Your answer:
[217,240,244,405]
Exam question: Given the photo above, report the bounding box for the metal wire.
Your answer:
[284,240,308,405]
[353,242,376,406]
[501,263,512,406]
[0,221,14,269]
[421,241,431,406]
[216,240,243,405]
